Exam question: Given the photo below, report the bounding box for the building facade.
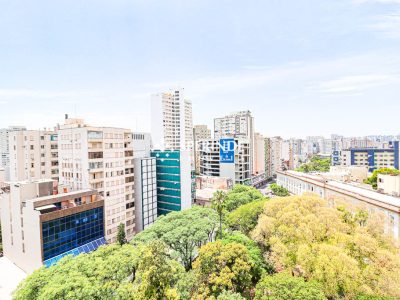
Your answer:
[340,141,399,172]
[0,126,26,181]
[151,88,193,151]
[134,157,158,232]
[151,150,193,215]
[0,180,105,273]
[214,111,255,174]
[58,117,135,242]
[9,130,59,182]
[254,133,266,174]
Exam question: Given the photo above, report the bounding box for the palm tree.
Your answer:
[211,190,226,240]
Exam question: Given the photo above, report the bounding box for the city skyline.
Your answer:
[1,0,400,136]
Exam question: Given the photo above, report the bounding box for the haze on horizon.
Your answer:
[0,0,400,138]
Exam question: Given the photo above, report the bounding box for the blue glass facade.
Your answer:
[42,207,104,261]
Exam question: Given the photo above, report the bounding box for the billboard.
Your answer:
[220,138,235,163]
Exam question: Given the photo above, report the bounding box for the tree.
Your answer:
[254,273,326,300]
[212,190,227,239]
[217,290,246,300]
[192,241,252,299]
[251,194,400,299]
[117,223,127,246]
[224,185,264,212]
[269,184,290,197]
[221,232,271,281]
[295,156,331,173]
[364,168,400,189]
[225,198,268,235]
[133,206,218,270]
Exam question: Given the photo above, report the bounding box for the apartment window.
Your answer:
[30,145,34,150]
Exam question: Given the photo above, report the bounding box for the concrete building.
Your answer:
[264,136,283,178]
[377,174,400,196]
[9,130,59,182]
[214,111,255,174]
[193,125,212,140]
[198,138,251,184]
[0,126,26,181]
[0,168,5,184]
[151,88,193,151]
[276,170,400,240]
[58,117,135,242]
[193,125,212,175]
[340,141,399,172]
[151,150,193,215]
[132,132,152,158]
[254,133,266,174]
[0,180,105,273]
[134,157,157,233]
[195,176,233,206]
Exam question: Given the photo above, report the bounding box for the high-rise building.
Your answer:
[254,133,266,174]
[214,111,255,174]
[264,136,283,178]
[151,88,193,151]
[9,130,59,182]
[134,157,158,233]
[193,125,212,174]
[132,132,152,159]
[198,138,251,184]
[150,150,193,215]
[57,117,135,242]
[0,126,26,181]
[0,179,105,273]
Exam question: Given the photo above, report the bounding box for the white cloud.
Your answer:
[369,12,400,38]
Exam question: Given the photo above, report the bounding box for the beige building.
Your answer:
[151,88,193,151]
[58,117,135,242]
[265,136,283,178]
[193,125,212,174]
[9,130,59,182]
[195,176,233,206]
[254,133,266,174]
[378,174,400,196]
[0,179,104,273]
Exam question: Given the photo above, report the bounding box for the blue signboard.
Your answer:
[220,138,235,163]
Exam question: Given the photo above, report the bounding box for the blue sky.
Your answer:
[0,0,399,137]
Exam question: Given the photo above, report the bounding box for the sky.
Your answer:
[0,0,400,138]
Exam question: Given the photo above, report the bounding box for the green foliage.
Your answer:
[217,290,246,299]
[14,242,185,300]
[116,223,127,246]
[212,190,227,239]
[254,273,326,300]
[225,198,268,235]
[252,194,400,299]
[192,241,252,299]
[364,168,400,189]
[295,156,331,173]
[221,232,271,281]
[356,294,395,300]
[224,185,264,212]
[269,183,290,197]
[132,206,218,270]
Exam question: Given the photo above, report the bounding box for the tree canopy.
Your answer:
[132,206,218,270]
[269,184,290,197]
[223,185,264,212]
[295,156,331,173]
[254,273,326,300]
[252,194,400,299]
[225,198,268,235]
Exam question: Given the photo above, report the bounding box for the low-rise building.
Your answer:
[0,179,105,273]
[195,176,233,206]
[276,170,400,240]
[377,174,400,197]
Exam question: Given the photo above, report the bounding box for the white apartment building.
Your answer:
[194,125,212,174]
[0,126,26,181]
[58,117,135,242]
[214,111,255,174]
[132,132,152,159]
[198,138,251,184]
[151,88,193,151]
[9,130,59,182]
